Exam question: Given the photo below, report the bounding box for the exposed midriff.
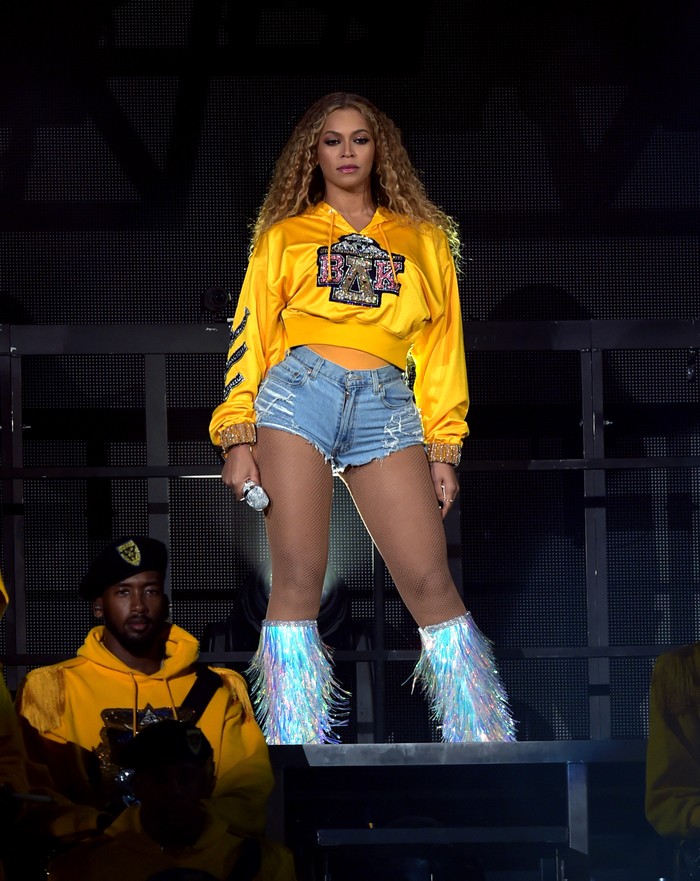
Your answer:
[307,344,391,369]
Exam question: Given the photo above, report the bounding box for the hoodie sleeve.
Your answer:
[15,669,113,842]
[203,669,275,838]
[209,231,289,452]
[0,670,30,795]
[409,227,469,463]
[645,647,700,837]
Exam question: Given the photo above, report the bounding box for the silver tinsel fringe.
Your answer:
[413,612,517,743]
[248,619,349,745]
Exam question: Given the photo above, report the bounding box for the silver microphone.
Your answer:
[242,479,269,511]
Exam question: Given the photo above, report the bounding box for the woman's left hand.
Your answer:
[430,462,459,520]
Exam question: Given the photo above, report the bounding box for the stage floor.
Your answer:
[266,740,659,881]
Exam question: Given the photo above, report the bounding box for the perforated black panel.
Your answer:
[22,355,148,467]
[503,658,591,741]
[21,479,149,654]
[611,657,655,739]
[460,471,588,646]
[463,350,584,460]
[608,467,700,647]
[2,3,698,324]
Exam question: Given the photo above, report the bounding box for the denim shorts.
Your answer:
[255,346,425,474]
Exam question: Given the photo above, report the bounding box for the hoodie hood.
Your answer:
[77,623,200,678]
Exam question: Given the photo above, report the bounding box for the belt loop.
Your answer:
[309,357,322,379]
[301,346,323,379]
[372,369,381,394]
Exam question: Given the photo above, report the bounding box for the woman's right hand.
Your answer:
[221,444,260,501]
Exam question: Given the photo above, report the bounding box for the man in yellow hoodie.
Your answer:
[15,536,274,851]
[0,571,33,880]
[646,643,700,879]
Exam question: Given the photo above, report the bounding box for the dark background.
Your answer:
[1,0,699,745]
[2,3,698,878]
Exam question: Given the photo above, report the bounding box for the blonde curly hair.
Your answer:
[249,92,462,268]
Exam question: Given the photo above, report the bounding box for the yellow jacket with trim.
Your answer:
[15,624,274,841]
[0,573,30,796]
[646,643,700,837]
[209,203,469,457]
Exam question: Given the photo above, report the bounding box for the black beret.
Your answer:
[79,536,168,600]
[120,720,213,771]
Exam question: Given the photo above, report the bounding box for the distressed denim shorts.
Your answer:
[255,346,425,474]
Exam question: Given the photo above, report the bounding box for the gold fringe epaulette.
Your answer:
[17,663,73,733]
[653,644,700,718]
[209,666,254,721]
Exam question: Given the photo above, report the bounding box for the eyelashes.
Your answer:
[322,136,371,147]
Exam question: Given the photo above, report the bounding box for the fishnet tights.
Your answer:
[255,428,466,628]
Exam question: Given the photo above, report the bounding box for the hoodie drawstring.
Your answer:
[377,222,398,286]
[130,673,179,734]
[327,208,335,286]
[164,679,179,719]
[130,673,139,734]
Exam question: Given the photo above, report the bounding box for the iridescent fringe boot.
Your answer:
[413,612,516,743]
[247,619,349,744]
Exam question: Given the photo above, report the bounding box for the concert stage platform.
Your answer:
[267,740,659,881]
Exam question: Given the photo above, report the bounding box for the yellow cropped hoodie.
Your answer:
[209,203,469,464]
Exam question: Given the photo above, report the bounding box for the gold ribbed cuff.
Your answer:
[425,442,461,466]
[219,423,257,458]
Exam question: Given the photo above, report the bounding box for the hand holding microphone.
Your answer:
[220,444,268,511]
[242,479,270,511]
